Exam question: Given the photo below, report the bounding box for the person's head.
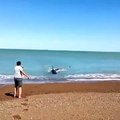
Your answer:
[16,61,21,66]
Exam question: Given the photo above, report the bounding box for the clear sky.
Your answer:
[0,0,120,52]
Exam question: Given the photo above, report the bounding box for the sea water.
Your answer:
[0,49,120,84]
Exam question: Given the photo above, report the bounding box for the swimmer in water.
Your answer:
[50,66,64,74]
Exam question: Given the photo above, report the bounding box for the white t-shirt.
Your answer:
[14,66,23,78]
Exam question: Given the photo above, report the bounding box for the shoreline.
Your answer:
[0,81,120,101]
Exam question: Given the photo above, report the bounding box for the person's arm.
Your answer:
[55,68,59,71]
[20,70,30,79]
[55,68,63,71]
[55,68,65,72]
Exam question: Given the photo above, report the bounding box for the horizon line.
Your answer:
[0,48,120,53]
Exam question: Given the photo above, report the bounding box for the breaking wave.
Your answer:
[0,73,120,84]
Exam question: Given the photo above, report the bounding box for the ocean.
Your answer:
[0,49,120,84]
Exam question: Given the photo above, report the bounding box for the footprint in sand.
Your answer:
[21,101,29,112]
[13,114,21,120]
[21,103,28,106]
[23,108,29,111]
[24,99,28,102]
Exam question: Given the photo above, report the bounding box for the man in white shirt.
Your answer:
[14,61,30,98]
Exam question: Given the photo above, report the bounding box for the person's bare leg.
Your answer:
[14,87,17,97]
[18,87,22,98]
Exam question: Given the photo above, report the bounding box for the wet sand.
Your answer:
[0,81,120,120]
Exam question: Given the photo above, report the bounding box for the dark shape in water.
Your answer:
[51,69,57,74]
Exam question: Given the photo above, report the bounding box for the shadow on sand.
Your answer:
[5,92,14,97]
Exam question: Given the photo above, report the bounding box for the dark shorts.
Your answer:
[14,78,23,87]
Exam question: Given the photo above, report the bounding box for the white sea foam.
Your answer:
[0,73,120,84]
[65,73,120,81]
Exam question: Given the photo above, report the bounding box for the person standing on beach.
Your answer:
[14,61,30,98]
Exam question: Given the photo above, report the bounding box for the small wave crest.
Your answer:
[65,73,120,81]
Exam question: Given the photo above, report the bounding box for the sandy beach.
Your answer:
[0,81,120,120]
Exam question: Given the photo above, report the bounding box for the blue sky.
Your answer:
[0,0,120,51]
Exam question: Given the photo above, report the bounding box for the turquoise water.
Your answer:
[0,49,120,84]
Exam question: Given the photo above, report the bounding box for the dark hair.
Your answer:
[16,61,21,66]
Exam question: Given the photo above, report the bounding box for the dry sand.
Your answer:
[0,81,120,120]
